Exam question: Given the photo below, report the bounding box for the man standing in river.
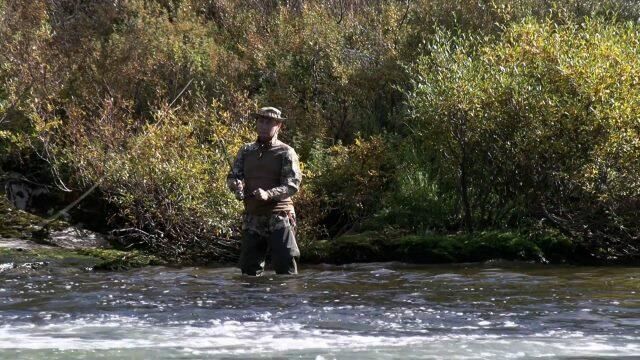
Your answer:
[226,107,302,276]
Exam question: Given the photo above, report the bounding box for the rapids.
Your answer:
[1,262,638,359]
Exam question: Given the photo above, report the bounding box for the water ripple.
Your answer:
[0,262,638,358]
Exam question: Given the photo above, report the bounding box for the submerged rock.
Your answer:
[0,261,50,274]
[0,262,15,272]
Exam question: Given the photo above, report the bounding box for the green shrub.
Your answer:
[297,135,399,240]
[59,101,252,262]
[408,18,640,259]
[367,143,458,233]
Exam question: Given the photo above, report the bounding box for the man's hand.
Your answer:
[229,179,244,200]
[252,188,269,201]
[229,179,244,192]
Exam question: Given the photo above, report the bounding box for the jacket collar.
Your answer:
[256,134,279,147]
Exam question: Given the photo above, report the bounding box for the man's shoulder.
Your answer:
[273,140,298,157]
[240,140,298,157]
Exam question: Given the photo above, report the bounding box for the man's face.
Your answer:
[256,116,282,141]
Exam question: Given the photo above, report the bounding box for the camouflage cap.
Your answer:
[253,106,287,121]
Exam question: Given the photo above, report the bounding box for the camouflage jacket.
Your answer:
[226,137,302,201]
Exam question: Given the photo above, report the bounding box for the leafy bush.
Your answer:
[371,163,458,233]
[59,101,252,262]
[408,18,640,259]
[297,135,398,240]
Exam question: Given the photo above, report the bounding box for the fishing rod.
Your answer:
[213,133,248,201]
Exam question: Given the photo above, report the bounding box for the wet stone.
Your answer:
[45,227,112,250]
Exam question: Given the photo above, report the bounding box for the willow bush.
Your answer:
[0,0,256,262]
[59,100,252,262]
[226,1,411,146]
[408,18,640,260]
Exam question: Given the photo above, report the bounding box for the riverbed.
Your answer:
[1,262,639,359]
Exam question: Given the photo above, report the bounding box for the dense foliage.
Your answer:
[1,0,638,262]
[408,19,640,259]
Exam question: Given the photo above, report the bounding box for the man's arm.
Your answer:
[226,145,247,199]
[264,147,302,201]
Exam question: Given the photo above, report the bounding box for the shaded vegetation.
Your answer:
[1,0,639,264]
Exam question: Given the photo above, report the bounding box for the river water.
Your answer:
[1,262,639,359]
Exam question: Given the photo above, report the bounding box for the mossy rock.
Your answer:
[529,229,576,263]
[300,239,331,263]
[299,229,576,265]
[0,245,165,271]
[395,234,462,263]
[0,196,69,239]
[78,248,165,271]
[329,232,389,263]
[0,247,102,269]
[458,232,542,262]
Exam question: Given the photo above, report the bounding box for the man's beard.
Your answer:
[258,131,278,143]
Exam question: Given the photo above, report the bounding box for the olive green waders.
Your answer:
[239,212,300,276]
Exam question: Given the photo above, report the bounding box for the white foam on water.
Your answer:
[0,317,639,358]
[0,263,15,272]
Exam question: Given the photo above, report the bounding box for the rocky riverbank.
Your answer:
[0,196,163,273]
